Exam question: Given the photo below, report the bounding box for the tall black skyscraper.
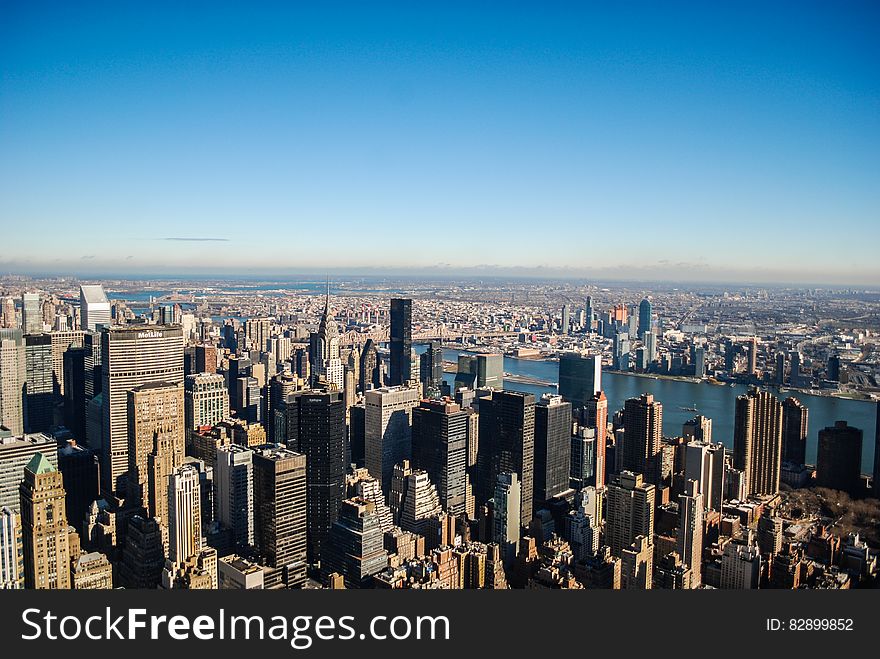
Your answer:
[411,399,468,516]
[476,390,535,528]
[358,339,381,392]
[389,298,412,386]
[816,421,862,495]
[419,340,444,396]
[286,389,347,563]
[534,394,572,506]
[62,346,89,443]
[782,397,808,466]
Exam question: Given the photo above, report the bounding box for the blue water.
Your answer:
[433,348,877,470]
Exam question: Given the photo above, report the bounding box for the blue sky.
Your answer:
[1,2,878,283]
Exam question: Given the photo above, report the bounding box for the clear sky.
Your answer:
[1,1,878,284]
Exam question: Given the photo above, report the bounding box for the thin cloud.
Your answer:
[165,237,230,242]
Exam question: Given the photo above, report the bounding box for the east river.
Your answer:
[436,348,877,472]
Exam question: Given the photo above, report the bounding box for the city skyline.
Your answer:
[1,3,879,284]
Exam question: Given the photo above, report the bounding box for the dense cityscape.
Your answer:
[0,275,877,591]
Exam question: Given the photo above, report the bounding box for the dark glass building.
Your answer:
[782,397,808,466]
[411,399,468,516]
[558,352,601,408]
[475,390,535,528]
[389,298,412,386]
[419,340,444,395]
[534,394,572,505]
[322,498,388,588]
[816,421,862,495]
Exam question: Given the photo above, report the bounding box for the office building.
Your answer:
[215,445,254,550]
[185,373,229,430]
[677,479,704,587]
[119,514,165,588]
[72,551,114,589]
[570,427,596,491]
[23,334,53,433]
[313,289,344,390]
[49,330,85,398]
[683,415,712,444]
[1,506,23,589]
[454,353,503,390]
[558,352,602,408]
[57,440,99,531]
[492,472,521,566]
[782,397,808,466]
[606,471,655,558]
[253,447,307,588]
[163,464,217,590]
[816,421,863,494]
[358,339,381,392]
[365,386,420,494]
[534,394,571,505]
[476,389,535,528]
[0,433,58,513]
[323,498,388,589]
[620,535,652,590]
[395,466,442,536]
[581,391,608,489]
[126,381,185,512]
[389,298,412,386]
[684,440,725,513]
[411,399,468,516]
[62,346,89,442]
[721,532,762,589]
[79,285,111,332]
[0,329,26,435]
[733,388,783,496]
[637,298,652,339]
[19,453,72,589]
[101,325,184,495]
[21,293,42,335]
[419,341,444,395]
[619,393,663,482]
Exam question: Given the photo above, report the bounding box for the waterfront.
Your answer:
[438,348,878,470]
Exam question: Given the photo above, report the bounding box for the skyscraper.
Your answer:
[163,463,217,589]
[215,445,255,550]
[79,285,111,332]
[677,479,704,587]
[534,394,572,505]
[358,339,381,392]
[365,386,420,494]
[684,440,725,513]
[781,397,808,466]
[475,389,535,528]
[389,298,412,386]
[253,446,307,588]
[23,333,53,433]
[185,373,229,430]
[560,305,570,335]
[322,497,388,588]
[492,472,521,566]
[637,297,652,340]
[606,471,655,558]
[620,393,663,483]
[558,352,601,408]
[19,453,72,589]
[419,341,444,395]
[411,399,468,516]
[816,421,863,495]
[101,325,184,494]
[21,293,42,335]
[0,433,58,513]
[733,388,783,496]
[0,329,25,435]
[582,391,608,489]
[313,288,344,389]
[0,506,23,589]
[126,381,185,513]
[683,415,713,443]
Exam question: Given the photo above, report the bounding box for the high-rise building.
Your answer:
[558,353,601,408]
[23,333,54,433]
[637,298,652,340]
[79,285,111,332]
[747,337,758,376]
[454,353,503,390]
[560,305,570,335]
[782,397,808,466]
[126,381,185,513]
[620,393,662,482]
[389,298,412,386]
[19,453,72,589]
[476,390,535,528]
[0,329,26,435]
[581,391,608,489]
[195,344,217,374]
[358,339,381,392]
[185,373,229,430]
[0,433,58,513]
[215,445,254,550]
[492,472,521,565]
[62,346,89,443]
[101,325,184,495]
[606,471,655,558]
[21,293,42,335]
[569,427,596,491]
[419,341,444,395]
[322,498,388,588]
[684,440,725,512]
[720,531,761,589]
[57,440,99,532]
[677,479,704,587]
[733,388,783,496]
[816,421,863,495]
[253,446,307,588]
[1,506,23,589]
[534,394,571,505]
[313,289,344,390]
[621,535,652,590]
[49,330,85,398]
[118,514,165,589]
[396,466,442,536]
[163,464,217,590]
[365,386,420,494]
[683,415,713,443]
[411,399,468,516]
[290,390,346,563]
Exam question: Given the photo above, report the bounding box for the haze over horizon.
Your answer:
[1,2,878,285]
